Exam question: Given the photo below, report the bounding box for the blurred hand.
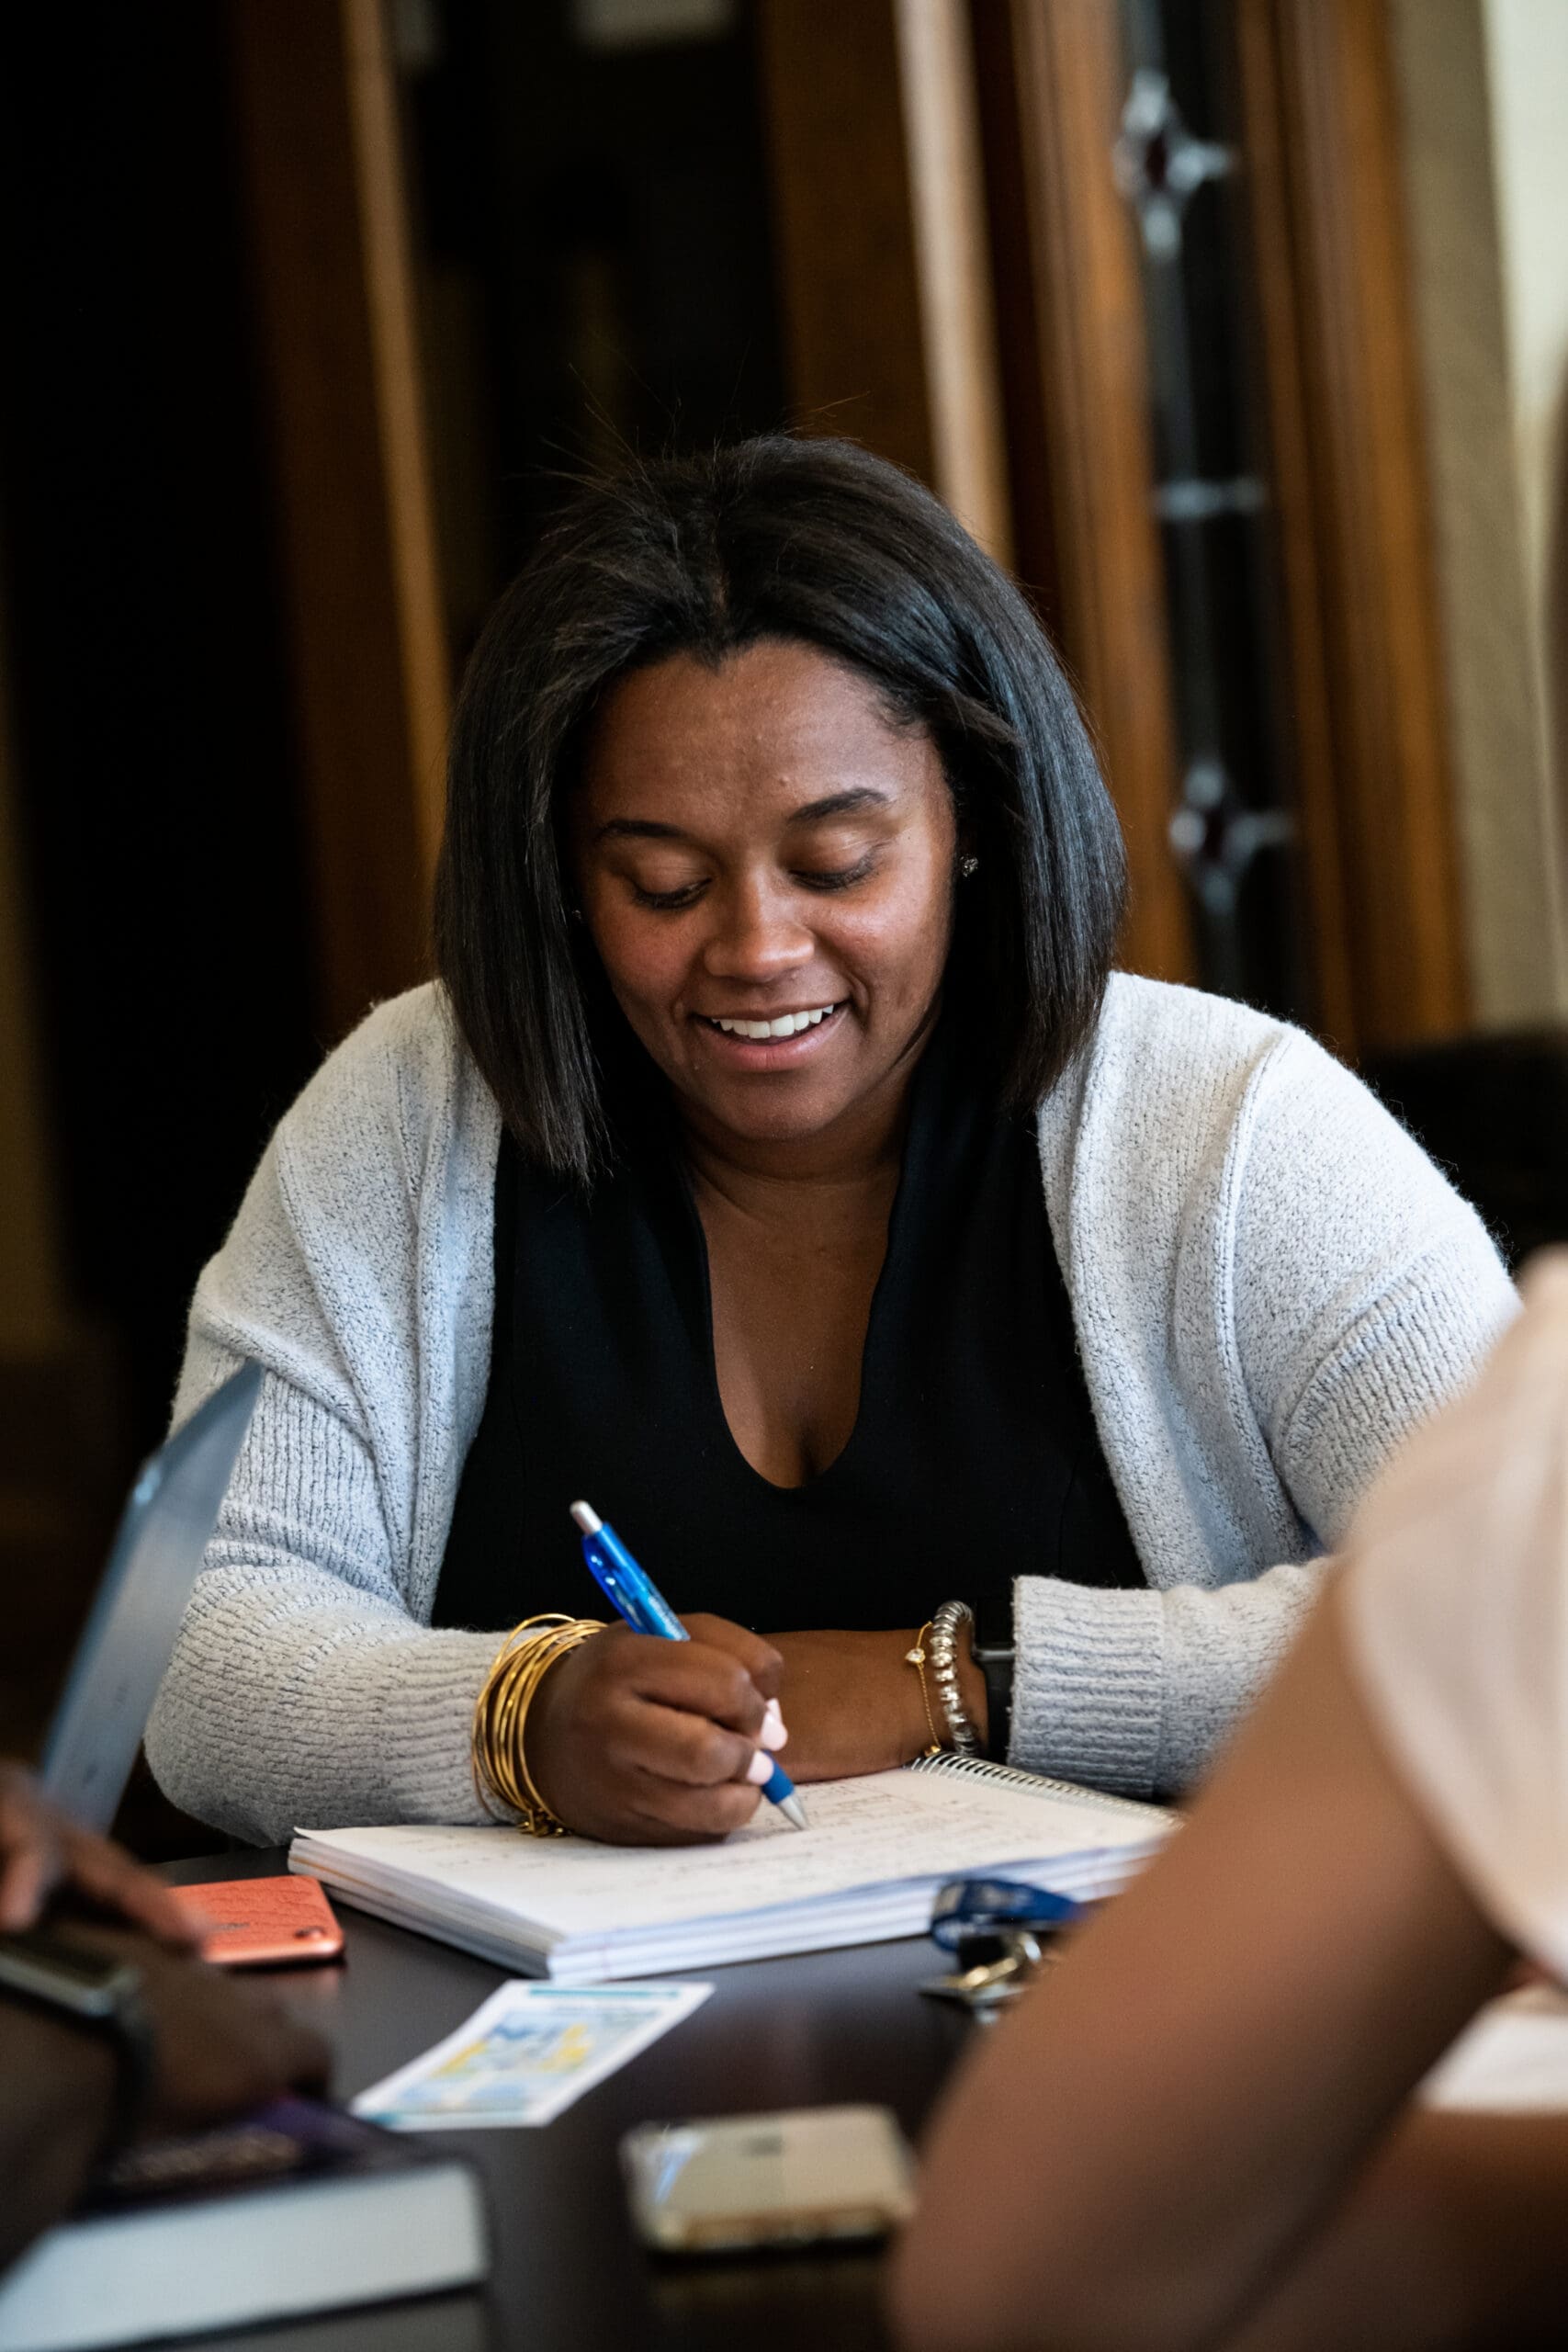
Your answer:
[525,1616,786,1845]
[52,1921,331,2135]
[0,1763,197,1944]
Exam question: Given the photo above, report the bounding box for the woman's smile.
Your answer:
[686,998,851,1070]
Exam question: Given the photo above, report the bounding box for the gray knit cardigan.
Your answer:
[145,976,1515,1843]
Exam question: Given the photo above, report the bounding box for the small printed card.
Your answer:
[351,1979,713,2130]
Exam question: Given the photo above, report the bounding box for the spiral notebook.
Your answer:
[289,1755,1172,1984]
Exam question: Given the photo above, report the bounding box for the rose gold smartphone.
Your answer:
[170,1875,344,1967]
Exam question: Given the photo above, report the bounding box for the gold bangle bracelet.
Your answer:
[471,1613,604,1836]
[474,1618,599,1835]
[904,1620,945,1759]
[479,1618,601,1832]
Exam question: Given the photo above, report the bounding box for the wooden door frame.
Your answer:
[755,0,1014,566]
[1235,0,1469,1054]
[973,0,1195,987]
[231,0,448,1042]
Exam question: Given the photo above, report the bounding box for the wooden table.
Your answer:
[163,1848,976,2352]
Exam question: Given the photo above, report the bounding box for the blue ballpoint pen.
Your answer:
[570,1499,809,1830]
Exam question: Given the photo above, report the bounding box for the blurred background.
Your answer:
[2,0,1565,1849]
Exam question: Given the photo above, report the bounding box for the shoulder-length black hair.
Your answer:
[435,435,1125,1182]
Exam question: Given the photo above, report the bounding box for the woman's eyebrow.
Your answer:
[593,817,685,842]
[592,786,891,845]
[786,786,891,825]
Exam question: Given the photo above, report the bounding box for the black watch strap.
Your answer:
[970,1592,1015,1762]
[0,1929,156,2150]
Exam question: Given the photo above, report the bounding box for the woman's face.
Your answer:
[572,639,958,1158]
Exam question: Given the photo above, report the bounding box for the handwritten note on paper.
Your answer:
[297,1769,1157,1939]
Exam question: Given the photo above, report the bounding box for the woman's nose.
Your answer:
[699,880,815,981]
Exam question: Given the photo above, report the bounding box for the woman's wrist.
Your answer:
[520,1637,592,1821]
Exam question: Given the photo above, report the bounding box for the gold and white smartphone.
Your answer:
[620,2104,916,2255]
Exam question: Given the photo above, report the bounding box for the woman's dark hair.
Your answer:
[435,435,1126,1182]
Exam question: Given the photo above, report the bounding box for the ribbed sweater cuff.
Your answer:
[378,1629,501,1825]
[1009,1577,1167,1799]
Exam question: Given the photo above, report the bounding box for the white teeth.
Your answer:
[711,1004,837,1038]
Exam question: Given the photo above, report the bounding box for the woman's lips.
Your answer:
[689,1001,849,1069]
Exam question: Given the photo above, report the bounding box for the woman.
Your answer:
[146,435,1511,1846]
[891,1259,1568,2352]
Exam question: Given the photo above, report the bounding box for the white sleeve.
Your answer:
[1340,1257,1568,1979]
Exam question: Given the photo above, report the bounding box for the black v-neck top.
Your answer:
[434,1019,1145,1634]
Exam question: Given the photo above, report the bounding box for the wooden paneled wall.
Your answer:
[972,0,1194,988]
[759,0,1192,986]
[226,0,1472,1057]
[231,0,448,1041]
[1235,0,1469,1053]
[755,0,1013,568]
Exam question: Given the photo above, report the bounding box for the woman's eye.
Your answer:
[626,854,876,908]
[630,877,706,910]
[795,857,875,893]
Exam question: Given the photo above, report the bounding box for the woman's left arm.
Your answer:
[1010,1031,1517,1799]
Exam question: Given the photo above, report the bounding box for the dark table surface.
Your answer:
[161,1847,976,2352]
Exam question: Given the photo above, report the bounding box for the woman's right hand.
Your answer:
[523,1615,787,1845]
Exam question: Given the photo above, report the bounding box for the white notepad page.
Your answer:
[291,1767,1168,1978]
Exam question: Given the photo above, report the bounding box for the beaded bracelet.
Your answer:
[471,1612,604,1836]
[926,1600,981,1754]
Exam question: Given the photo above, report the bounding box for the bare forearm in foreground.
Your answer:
[0,2006,117,2271]
[1225,2109,1568,2352]
[888,1595,1513,2352]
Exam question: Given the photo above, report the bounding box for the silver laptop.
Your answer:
[38,1360,263,1830]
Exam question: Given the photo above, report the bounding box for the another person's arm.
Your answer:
[892,1264,1568,2352]
[0,1762,194,1939]
[890,1598,1514,2352]
[0,1771,327,2271]
[1224,2109,1568,2352]
[0,1928,330,2273]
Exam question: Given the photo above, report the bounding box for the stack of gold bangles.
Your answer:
[470,1612,604,1836]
